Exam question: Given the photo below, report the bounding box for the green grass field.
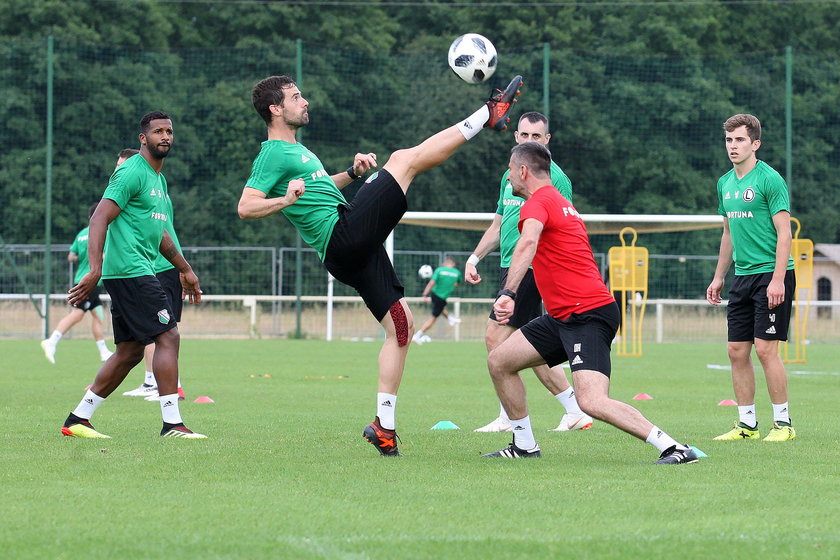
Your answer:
[2,339,838,559]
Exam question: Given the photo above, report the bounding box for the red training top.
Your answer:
[518,185,615,320]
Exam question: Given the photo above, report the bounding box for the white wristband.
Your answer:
[467,254,480,266]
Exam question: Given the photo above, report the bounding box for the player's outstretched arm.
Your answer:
[465,214,502,285]
[331,152,377,189]
[68,199,120,306]
[238,180,305,219]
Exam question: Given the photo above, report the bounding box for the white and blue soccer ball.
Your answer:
[447,33,498,83]
[418,264,434,280]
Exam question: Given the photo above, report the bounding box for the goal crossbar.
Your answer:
[400,212,722,234]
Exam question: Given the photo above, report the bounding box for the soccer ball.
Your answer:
[418,264,433,279]
[447,33,497,83]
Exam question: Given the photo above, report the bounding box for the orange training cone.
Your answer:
[718,399,737,406]
[632,393,653,400]
[194,396,214,403]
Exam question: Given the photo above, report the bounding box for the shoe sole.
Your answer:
[363,425,401,456]
[552,418,594,432]
[41,341,56,364]
[162,431,208,438]
[487,75,523,131]
[61,426,111,439]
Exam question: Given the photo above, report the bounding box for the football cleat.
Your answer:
[161,424,207,438]
[177,387,185,401]
[40,339,56,364]
[654,444,699,465]
[551,412,594,432]
[714,422,760,440]
[447,315,461,326]
[99,349,114,362]
[61,416,111,439]
[763,422,796,442]
[122,383,158,397]
[363,417,401,456]
[482,442,541,458]
[485,75,523,131]
[474,416,512,433]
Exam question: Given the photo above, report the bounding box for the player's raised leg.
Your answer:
[383,75,523,191]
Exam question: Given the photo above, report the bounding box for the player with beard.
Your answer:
[62,111,205,439]
[239,74,523,456]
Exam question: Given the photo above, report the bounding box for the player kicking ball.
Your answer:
[482,142,698,465]
[238,74,523,456]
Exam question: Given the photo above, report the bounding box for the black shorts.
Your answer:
[520,302,620,377]
[104,275,177,345]
[73,287,102,312]
[430,293,447,317]
[156,267,183,322]
[489,268,543,329]
[324,169,407,322]
[727,269,795,342]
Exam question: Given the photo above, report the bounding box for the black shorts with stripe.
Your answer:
[156,267,183,323]
[324,169,407,322]
[104,275,176,345]
[727,269,795,342]
[520,302,620,377]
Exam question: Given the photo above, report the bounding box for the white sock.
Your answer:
[144,371,156,385]
[646,426,684,453]
[377,392,397,430]
[772,402,790,424]
[413,330,424,339]
[499,402,509,421]
[96,339,108,351]
[72,390,105,419]
[510,416,537,451]
[159,394,183,424]
[457,105,490,140]
[738,404,757,428]
[555,387,583,415]
[48,330,62,344]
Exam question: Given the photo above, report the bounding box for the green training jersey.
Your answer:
[497,160,572,267]
[430,266,460,299]
[717,160,794,276]
[245,140,346,261]
[69,226,102,286]
[153,193,181,274]
[101,154,171,279]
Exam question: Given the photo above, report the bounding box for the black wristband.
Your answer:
[346,166,360,180]
[496,289,517,301]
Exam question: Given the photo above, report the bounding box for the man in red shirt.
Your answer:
[484,142,698,465]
